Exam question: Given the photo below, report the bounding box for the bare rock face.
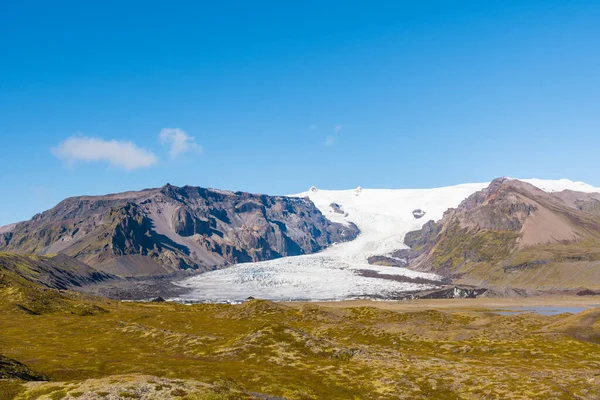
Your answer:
[0,353,47,381]
[0,184,359,277]
[448,178,538,232]
[412,209,426,219]
[171,207,211,237]
[0,223,16,235]
[330,202,346,215]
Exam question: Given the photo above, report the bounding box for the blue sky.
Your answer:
[1,0,600,225]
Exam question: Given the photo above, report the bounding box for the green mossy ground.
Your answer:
[1,272,600,400]
[430,224,519,271]
[414,223,600,290]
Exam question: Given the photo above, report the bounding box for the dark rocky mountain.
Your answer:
[0,184,358,277]
[397,178,600,291]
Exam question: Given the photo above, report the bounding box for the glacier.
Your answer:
[172,178,600,302]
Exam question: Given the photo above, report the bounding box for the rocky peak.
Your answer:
[159,183,186,202]
[445,178,540,232]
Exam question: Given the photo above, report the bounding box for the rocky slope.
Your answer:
[397,178,600,290]
[0,252,115,290]
[0,354,46,381]
[0,184,358,277]
[0,223,16,235]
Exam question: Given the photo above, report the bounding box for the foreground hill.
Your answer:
[0,184,358,277]
[0,264,599,399]
[0,252,115,290]
[398,178,600,291]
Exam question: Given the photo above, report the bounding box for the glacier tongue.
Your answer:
[173,178,600,302]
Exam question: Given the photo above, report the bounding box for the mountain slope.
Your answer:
[0,256,111,316]
[0,252,115,290]
[398,178,600,290]
[0,185,358,277]
[0,223,16,235]
[0,354,46,381]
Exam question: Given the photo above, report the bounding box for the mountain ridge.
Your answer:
[397,178,600,290]
[0,184,358,278]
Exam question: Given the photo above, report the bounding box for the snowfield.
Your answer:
[172,178,600,302]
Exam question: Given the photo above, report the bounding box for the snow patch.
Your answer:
[514,178,600,193]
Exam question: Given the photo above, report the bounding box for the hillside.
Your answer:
[398,178,600,291]
[0,252,115,291]
[0,184,358,278]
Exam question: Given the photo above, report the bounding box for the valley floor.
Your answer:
[286,295,600,312]
[2,291,600,399]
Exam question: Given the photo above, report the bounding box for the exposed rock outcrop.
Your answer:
[330,202,347,216]
[412,209,426,219]
[0,223,16,235]
[403,285,488,300]
[366,255,407,267]
[0,354,47,381]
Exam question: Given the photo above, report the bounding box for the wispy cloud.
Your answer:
[52,135,158,171]
[323,124,343,147]
[159,128,202,159]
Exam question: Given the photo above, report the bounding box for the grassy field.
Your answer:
[1,268,600,400]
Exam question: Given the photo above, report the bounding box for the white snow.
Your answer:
[172,178,600,303]
[516,178,600,193]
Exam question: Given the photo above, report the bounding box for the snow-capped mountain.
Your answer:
[174,178,600,302]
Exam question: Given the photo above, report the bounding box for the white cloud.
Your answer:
[52,135,158,171]
[324,136,336,147]
[159,128,202,159]
[334,124,343,133]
